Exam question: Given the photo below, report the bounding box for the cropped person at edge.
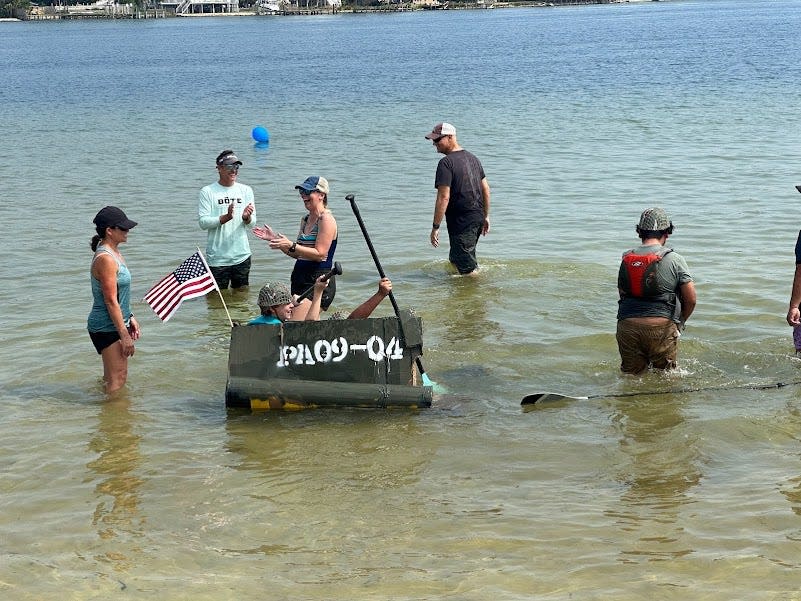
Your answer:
[198,149,255,291]
[785,186,801,351]
[787,263,801,351]
[87,206,141,393]
[616,208,696,374]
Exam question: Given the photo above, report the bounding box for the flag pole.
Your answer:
[196,246,233,328]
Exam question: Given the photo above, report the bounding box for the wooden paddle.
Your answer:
[346,194,436,389]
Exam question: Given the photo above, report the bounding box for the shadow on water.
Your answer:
[604,394,702,563]
[439,273,503,346]
[778,405,801,527]
[218,411,439,560]
[205,286,255,326]
[86,394,145,573]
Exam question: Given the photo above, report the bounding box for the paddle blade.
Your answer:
[520,392,589,406]
[421,372,448,394]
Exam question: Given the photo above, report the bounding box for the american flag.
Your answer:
[144,251,218,322]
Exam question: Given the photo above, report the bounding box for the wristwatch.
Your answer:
[289,242,297,253]
[432,223,441,230]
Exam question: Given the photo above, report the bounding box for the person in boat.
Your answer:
[198,150,256,291]
[87,206,141,393]
[249,277,393,325]
[425,122,491,276]
[328,277,393,320]
[253,176,338,310]
[249,277,328,325]
[616,208,696,374]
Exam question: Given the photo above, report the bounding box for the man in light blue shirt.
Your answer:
[198,149,256,289]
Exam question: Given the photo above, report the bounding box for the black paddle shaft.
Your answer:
[293,262,342,305]
[521,380,801,406]
[345,195,401,316]
[346,194,429,380]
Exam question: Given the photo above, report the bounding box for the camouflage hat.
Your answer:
[637,208,671,231]
[258,281,292,308]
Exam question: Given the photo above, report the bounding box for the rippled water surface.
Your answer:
[3,1,801,598]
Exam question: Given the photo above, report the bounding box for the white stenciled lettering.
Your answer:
[277,345,298,367]
[366,335,385,362]
[275,335,401,368]
[385,337,404,360]
[331,337,348,362]
[314,339,333,363]
[295,343,315,365]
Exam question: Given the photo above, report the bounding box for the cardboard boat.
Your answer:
[225,309,433,410]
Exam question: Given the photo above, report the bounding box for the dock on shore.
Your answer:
[17,0,654,21]
[26,5,167,19]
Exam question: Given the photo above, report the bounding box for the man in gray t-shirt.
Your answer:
[616,208,696,374]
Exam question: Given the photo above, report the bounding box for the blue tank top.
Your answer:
[295,213,337,269]
[87,247,132,333]
[248,314,282,325]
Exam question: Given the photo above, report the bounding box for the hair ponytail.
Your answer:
[90,225,107,252]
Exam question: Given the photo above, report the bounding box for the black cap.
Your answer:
[216,151,243,166]
[93,206,137,230]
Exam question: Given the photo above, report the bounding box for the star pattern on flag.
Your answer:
[173,253,207,283]
[144,251,218,322]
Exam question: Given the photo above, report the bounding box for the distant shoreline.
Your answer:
[15,0,664,22]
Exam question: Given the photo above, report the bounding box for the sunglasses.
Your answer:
[432,136,447,143]
[298,188,315,197]
[221,164,240,172]
[113,226,129,232]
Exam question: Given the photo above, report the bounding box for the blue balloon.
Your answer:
[251,125,269,144]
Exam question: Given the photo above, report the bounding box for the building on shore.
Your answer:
[161,0,341,15]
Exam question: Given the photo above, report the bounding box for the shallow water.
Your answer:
[3,0,801,598]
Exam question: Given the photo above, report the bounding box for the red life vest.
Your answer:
[619,248,673,298]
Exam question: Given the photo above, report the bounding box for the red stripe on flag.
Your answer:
[144,252,218,322]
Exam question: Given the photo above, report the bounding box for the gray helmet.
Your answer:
[258,281,292,308]
[637,207,673,232]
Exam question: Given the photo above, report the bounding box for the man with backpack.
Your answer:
[616,208,696,374]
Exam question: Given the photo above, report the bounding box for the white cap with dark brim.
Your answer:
[425,122,457,140]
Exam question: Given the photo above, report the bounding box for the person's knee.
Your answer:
[212,272,231,289]
[230,260,251,289]
[651,356,677,371]
[620,361,647,375]
[618,343,647,374]
[104,365,128,392]
[451,254,478,274]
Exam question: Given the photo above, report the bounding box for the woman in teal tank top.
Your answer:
[87,206,140,394]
